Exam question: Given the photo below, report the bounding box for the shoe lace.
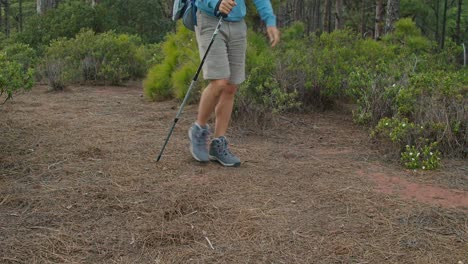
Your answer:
[217,140,232,157]
[196,129,209,146]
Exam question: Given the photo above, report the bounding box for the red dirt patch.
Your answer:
[360,170,468,209]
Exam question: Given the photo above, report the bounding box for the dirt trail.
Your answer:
[1,85,467,263]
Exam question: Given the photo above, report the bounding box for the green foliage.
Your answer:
[0,53,34,101]
[13,0,172,52]
[42,29,149,89]
[373,118,443,170]
[372,117,420,145]
[96,0,173,43]
[273,25,351,108]
[15,1,98,52]
[172,61,198,101]
[401,143,441,170]
[2,43,37,71]
[401,0,468,43]
[139,43,164,68]
[382,18,432,55]
[144,22,203,102]
[370,68,466,160]
[235,29,300,125]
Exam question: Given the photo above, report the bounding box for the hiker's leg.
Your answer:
[197,79,230,127]
[214,83,237,137]
[212,19,246,137]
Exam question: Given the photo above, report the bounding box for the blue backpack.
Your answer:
[172,0,197,31]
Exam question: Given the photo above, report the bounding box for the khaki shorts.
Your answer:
[195,11,247,85]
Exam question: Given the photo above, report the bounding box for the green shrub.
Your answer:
[143,63,174,101]
[382,18,432,55]
[172,61,198,102]
[42,29,148,88]
[2,43,37,72]
[15,1,98,53]
[371,70,467,160]
[144,22,203,101]
[0,53,34,101]
[95,0,173,43]
[401,143,441,170]
[275,24,363,108]
[235,29,300,125]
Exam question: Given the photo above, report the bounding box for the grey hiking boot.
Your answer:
[188,123,210,162]
[209,136,241,167]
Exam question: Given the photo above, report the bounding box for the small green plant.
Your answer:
[401,143,441,170]
[401,145,420,169]
[0,53,34,101]
[372,117,422,144]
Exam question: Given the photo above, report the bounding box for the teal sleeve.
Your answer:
[252,0,277,27]
[199,0,220,9]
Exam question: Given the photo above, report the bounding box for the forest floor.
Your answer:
[1,84,467,263]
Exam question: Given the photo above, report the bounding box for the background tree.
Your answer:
[3,0,9,37]
[361,0,366,34]
[375,0,385,38]
[386,0,400,32]
[324,0,333,32]
[0,1,3,34]
[19,0,22,32]
[455,0,462,43]
[335,0,344,29]
[36,0,60,15]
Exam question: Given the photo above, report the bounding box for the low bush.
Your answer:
[15,1,98,53]
[0,53,34,101]
[1,43,37,72]
[144,22,204,102]
[42,29,152,89]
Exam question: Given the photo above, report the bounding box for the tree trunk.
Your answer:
[4,0,9,37]
[0,1,3,35]
[37,0,59,15]
[324,0,332,33]
[385,0,399,33]
[361,0,366,35]
[335,0,344,30]
[315,0,321,32]
[19,0,22,32]
[440,0,448,49]
[455,0,462,44]
[435,0,440,41]
[375,0,384,39]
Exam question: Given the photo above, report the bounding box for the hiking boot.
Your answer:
[188,123,210,162]
[209,136,241,167]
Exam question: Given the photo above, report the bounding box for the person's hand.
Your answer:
[267,26,280,48]
[218,0,236,16]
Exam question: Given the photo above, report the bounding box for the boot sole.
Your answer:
[209,155,241,167]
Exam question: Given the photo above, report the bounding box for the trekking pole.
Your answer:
[157,16,224,162]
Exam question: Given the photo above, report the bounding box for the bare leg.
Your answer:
[196,80,229,127]
[214,83,237,138]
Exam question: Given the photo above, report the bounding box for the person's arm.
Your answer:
[252,0,276,27]
[252,0,280,47]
